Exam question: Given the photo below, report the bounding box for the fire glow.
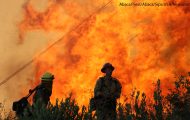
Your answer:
[19,0,190,106]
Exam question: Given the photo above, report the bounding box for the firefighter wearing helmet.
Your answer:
[92,63,122,120]
[33,72,54,106]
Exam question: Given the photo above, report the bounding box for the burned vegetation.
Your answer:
[0,73,190,120]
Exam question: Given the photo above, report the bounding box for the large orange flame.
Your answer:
[19,0,190,106]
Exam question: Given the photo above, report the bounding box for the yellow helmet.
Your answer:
[41,72,54,81]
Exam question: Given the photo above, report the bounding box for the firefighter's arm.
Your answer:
[114,80,122,99]
[94,78,103,98]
